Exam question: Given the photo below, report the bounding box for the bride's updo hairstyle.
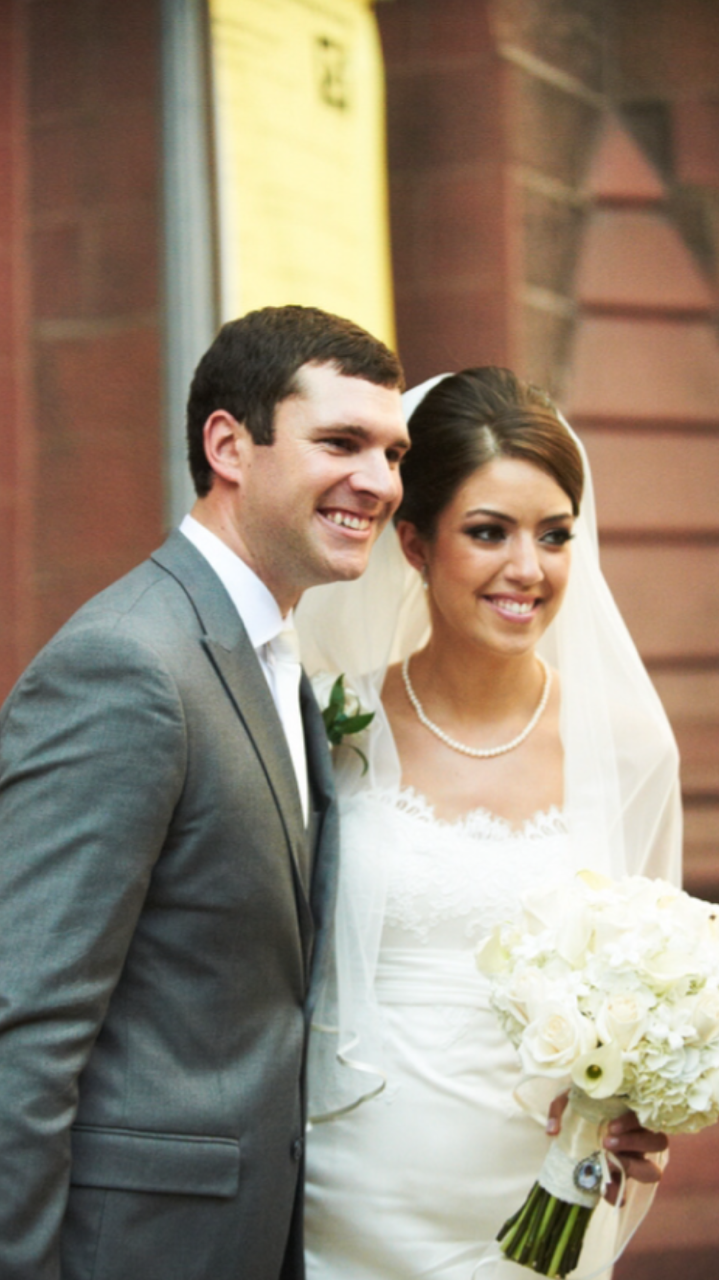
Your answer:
[397,367,584,539]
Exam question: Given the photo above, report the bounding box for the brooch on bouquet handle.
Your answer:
[317,674,374,775]
[476,869,719,1277]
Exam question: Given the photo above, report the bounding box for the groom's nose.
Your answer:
[349,447,402,504]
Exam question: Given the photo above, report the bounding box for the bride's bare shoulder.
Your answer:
[380,662,408,720]
[381,665,404,706]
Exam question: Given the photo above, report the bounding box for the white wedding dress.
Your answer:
[304,782,580,1280]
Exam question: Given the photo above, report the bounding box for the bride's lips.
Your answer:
[482,594,542,622]
[317,507,376,539]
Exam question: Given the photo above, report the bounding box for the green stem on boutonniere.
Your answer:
[321,675,374,775]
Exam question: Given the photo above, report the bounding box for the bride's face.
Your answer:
[399,456,575,657]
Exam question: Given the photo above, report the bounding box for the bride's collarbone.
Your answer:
[392,722,564,828]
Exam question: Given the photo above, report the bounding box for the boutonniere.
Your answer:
[318,674,375,774]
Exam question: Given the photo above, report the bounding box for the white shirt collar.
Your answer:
[179,514,291,649]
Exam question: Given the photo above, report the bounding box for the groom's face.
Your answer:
[237,362,409,610]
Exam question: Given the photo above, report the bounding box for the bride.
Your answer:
[297,368,681,1279]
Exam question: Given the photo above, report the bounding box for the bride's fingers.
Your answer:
[545,1091,569,1135]
[603,1114,669,1158]
[603,1150,664,1206]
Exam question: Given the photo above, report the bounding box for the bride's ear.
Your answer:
[396,520,429,575]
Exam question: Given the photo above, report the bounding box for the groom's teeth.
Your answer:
[326,511,370,530]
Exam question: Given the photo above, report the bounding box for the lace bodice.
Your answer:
[340,785,573,951]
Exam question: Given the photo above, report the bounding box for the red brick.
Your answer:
[395,285,510,386]
[587,116,665,204]
[386,64,503,172]
[493,0,606,92]
[0,30,13,127]
[32,327,164,636]
[674,99,719,187]
[580,428,719,533]
[512,69,600,187]
[577,209,715,311]
[89,205,159,317]
[386,173,417,300]
[30,120,93,214]
[614,0,719,97]
[600,543,719,661]
[27,0,88,117]
[0,138,18,234]
[34,327,162,446]
[413,166,506,285]
[564,318,719,424]
[88,102,158,206]
[378,0,495,66]
[0,364,19,485]
[92,0,160,105]
[674,721,719,794]
[0,246,13,353]
[36,426,162,569]
[651,670,719,723]
[31,221,84,319]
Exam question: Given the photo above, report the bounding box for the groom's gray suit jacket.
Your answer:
[0,531,339,1280]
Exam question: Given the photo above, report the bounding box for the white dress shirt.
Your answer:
[179,515,309,823]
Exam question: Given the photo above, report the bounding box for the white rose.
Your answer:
[500,966,548,1025]
[640,947,699,992]
[520,1003,597,1079]
[691,989,719,1047]
[596,992,650,1051]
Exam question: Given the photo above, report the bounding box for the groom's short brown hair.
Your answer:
[187,304,404,497]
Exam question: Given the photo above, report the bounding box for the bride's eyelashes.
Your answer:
[463,523,575,546]
[464,522,508,543]
[539,528,575,547]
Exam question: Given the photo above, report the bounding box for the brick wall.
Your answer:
[0,0,33,693]
[0,0,165,700]
[377,0,512,385]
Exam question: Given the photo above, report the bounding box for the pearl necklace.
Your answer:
[401,654,552,759]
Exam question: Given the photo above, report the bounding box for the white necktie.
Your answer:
[267,626,309,825]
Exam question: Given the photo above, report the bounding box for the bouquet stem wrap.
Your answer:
[498,1088,626,1277]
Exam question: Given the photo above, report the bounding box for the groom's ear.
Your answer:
[202,411,252,488]
[396,520,428,574]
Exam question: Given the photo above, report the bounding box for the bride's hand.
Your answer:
[546,1093,668,1205]
[601,1109,668,1203]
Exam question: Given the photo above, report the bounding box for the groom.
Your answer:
[0,305,407,1280]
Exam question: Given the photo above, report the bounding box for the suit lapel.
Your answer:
[151,533,311,923]
[301,675,340,1013]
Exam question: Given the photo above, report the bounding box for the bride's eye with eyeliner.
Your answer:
[465,523,506,543]
[540,528,574,546]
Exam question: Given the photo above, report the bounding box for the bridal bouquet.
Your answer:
[475,871,719,1277]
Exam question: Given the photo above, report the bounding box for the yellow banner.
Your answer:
[208,0,394,345]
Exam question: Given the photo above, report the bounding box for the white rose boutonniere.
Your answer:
[315,673,375,774]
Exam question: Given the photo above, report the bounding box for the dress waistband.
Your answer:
[374,948,492,1007]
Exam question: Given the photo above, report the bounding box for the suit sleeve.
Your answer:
[0,622,187,1276]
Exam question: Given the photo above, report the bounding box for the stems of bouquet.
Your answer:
[496,1089,626,1277]
[497,1183,592,1276]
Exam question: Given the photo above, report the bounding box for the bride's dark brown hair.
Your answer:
[396,367,584,539]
